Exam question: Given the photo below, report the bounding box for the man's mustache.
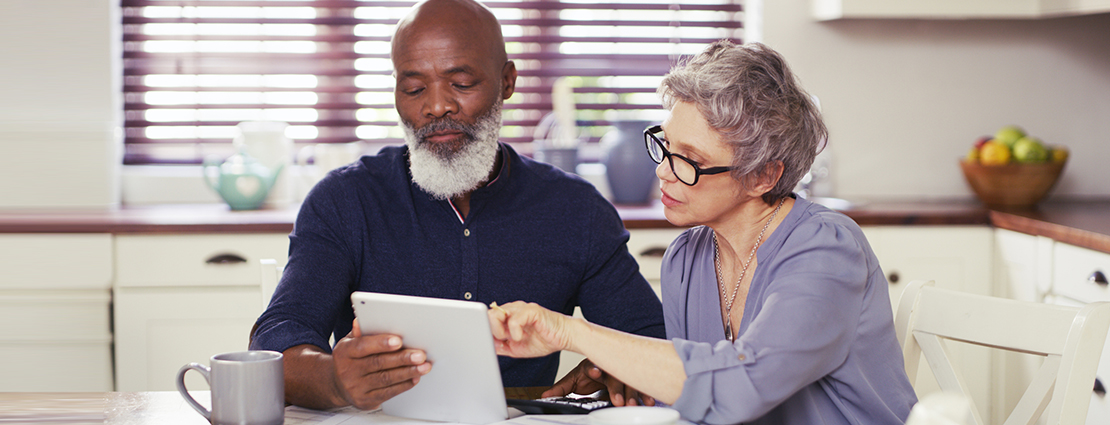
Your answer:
[414,118,475,143]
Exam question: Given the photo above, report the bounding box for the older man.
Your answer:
[249,0,665,411]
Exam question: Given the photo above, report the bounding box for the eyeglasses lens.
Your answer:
[671,158,697,185]
[646,134,665,164]
[645,127,699,186]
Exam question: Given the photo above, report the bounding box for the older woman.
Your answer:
[489,40,917,425]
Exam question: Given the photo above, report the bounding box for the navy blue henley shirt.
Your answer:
[250,142,666,387]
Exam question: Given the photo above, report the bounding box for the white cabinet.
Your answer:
[1052,243,1110,304]
[811,0,1110,20]
[113,233,289,391]
[863,226,994,310]
[0,234,114,392]
[862,225,995,422]
[992,229,1058,424]
[1051,242,1110,424]
[993,234,1110,424]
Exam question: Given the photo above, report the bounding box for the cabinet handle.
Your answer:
[1095,377,1106,397]
[639,247,668,258]
[205,253,248,264]
[1090,270,1108,287]
[888,271,900,284]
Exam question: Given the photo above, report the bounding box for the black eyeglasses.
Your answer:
[644,125,734,186]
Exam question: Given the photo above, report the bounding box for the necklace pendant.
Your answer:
[724,316,733,342]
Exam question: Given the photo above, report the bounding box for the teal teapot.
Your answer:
[203,151,282,210]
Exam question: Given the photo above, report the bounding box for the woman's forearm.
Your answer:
[567,318,687,404]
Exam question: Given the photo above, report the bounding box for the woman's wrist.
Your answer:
[564,315,593,355]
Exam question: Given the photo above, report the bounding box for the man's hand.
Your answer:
[543,359,655,407]
[331,319,433,410]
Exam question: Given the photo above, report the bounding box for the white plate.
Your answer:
[588,406,680,425]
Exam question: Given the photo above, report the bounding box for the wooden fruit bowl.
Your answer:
[959,159,1066,209]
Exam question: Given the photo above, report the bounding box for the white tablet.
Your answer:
[350,291,509,424]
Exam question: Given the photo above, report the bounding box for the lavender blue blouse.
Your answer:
[662,196,917,424]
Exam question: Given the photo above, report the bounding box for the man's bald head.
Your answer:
[391,0,508,66]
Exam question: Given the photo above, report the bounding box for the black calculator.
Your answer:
[506,395,613,414]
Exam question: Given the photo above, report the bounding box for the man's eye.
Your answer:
[402,87,424,95]
[453,82,475,89]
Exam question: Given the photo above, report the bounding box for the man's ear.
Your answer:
[501,60,518,100]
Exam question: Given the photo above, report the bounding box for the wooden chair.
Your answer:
[895,280,1110,425]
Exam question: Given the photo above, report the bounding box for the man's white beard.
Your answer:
[404,101,502,201]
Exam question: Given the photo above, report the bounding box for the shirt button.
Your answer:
[738,354,746,361]
[464,229,470,237]
[464,292,473,300]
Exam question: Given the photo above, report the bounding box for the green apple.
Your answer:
[994,125,1026,148]
[1012,136,1048,163]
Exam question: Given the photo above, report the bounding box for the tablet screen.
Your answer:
[351,291,509,424]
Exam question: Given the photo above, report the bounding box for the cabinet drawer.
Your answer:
[0,289,113,392]
[627,228,686,281]
[115,234,289,287]
[0,341,113,391]
[1053,242,1110,303]
[0,290,112,340]
[0,234,113,290]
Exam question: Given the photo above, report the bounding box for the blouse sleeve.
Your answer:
[666,219,871,424]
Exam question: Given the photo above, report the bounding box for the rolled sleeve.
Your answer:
[672,339,760,423]
[250,176,357,353]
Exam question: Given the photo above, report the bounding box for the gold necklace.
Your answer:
[714,198,785,342]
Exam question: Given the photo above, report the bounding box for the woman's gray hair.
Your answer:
[659,40,827,204]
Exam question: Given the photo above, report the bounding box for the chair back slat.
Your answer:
[914,331,986,425]
[913,288,1077,355]
[1001,354,1058,425]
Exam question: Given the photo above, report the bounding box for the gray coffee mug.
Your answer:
[177,350,285,425]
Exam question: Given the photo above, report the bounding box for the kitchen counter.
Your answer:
[1,199,1109,253]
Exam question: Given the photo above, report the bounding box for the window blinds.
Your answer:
[122,0,743,164]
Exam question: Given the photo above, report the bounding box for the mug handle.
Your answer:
[176,363,212,420]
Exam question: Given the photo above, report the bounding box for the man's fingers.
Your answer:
[347,374,420,410]
[623,387,640,406]
[358,348,426,375]
[587,366,603,380]
[342,333,404,359]
[337,351,433,410]
[541,375,576,398]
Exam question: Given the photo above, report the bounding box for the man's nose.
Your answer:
[423,84,458,118]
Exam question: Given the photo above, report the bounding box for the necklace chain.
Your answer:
[714,198,786,342]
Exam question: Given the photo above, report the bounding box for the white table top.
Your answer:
[0,391,607,425]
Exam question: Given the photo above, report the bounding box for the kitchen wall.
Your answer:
[0,1,122,209]
[0,1,1106,208]
[764,0,1110,201]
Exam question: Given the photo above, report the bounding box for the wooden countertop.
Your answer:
[1,199,1108,253]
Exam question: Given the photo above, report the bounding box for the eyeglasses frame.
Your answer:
[643,125,734,186]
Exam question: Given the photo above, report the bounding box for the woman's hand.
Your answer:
[488,301,574,358]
